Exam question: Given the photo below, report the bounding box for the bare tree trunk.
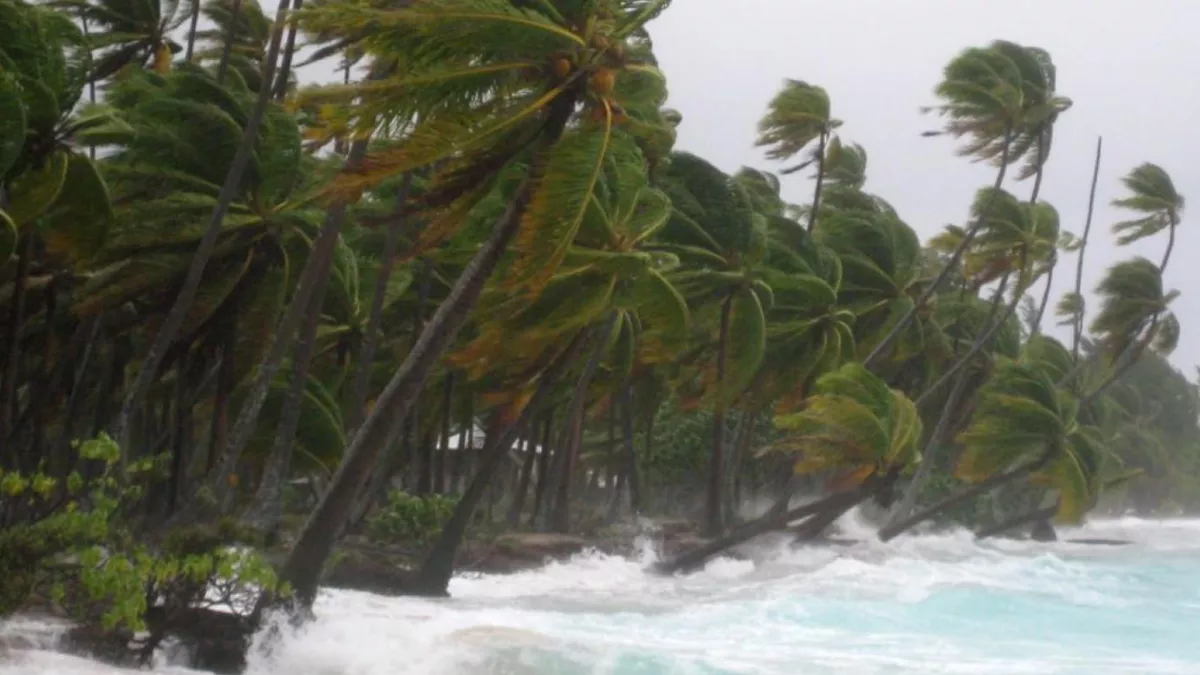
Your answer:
[878,446,1055,542]
[806,130,827,234]
[270,89,580,611]
[528,409,555,528]
[1,233,31,445]
[270,0,303,100]
[705,295,733,536]
[507,415,540,527]
[884,372,972,528]
[241,242,336,534]
[551,313,618,534]
[1072,137,1103,362]
[434,372,454,494]
[184,0,202,62]
[215,0,243,84]
[412,331,589,596]
[655,486,870,576]
[863,125,1014,369]
[975,501,1059,540]
[619,379,641,514]
[115,0,290,454]
[345,174,412,433]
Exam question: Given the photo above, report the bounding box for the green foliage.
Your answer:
[770,362,921,489]
[366,491,459,545]
[0,434,285,632]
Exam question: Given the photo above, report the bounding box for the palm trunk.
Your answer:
[412,329,602,595]
[975,501,1059,541]
[196,205,347,514]
[434,373,454,494]
[184,0,202,62]
[270,0,303,100]
[885,370,972,528]
[705,294,733,537]
[551,313,618,534]
[206,332,235,473]
[914,263,1022,408]
[528,409,555,528]
[215,0,244,85]
[1161,222,1176,275]
[115,0,290,455]
[345,174,412,433]
[863,125,1015,369]
[878,445,1056,542]
[1030,255,1056,336]
[1,233,31,444]
[507,416,541,527]
[619,378,641,514]
[806,131,827,234]
[1072,137,1103,362]
[241,244,336,534]
[654,485,870,576]
[791,491,864,541]
[727,409,758,520]
[271,89,579,610]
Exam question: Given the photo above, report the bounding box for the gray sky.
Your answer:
[295,0,1198,375]
[648,0,1199,376]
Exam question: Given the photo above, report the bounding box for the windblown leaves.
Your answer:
[769,363,921,486]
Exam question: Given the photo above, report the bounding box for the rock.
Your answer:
[463,533,591,573]
[1030,520,1057,542]
[323,547,418,596]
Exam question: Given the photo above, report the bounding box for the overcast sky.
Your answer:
[298,0,1198,375]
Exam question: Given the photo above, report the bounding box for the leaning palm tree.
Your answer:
[655,362,921,574]
[657,152,770,536]
[864,40,1070,368]
[881,359,1099,541]
[756,79,841,233]
[1084,257,1181,399]
[1110,163,1184,273]
[272,0,675,609]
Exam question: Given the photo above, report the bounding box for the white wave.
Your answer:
[7,517,1200,674]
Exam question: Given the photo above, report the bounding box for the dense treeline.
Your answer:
[1,0,1197,667]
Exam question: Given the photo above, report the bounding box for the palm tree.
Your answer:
[864,40,1070,368]
[274,0,674,609]
[756,79,841,233]
[65,0,187,79]
[1063,137,1103,361]
[656,362,920,574]
[1085,257,1180,399]
[658,152,768,536]
[1111,163,1184,273]
[954,360,1105,525]
[110,0,292,454]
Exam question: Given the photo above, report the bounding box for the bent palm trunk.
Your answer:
[115,0,290,453]
[274,91,578,609]
[654,485,869,576]
[878,446,1055,542]
[412,331,590,596]
[240,245,337,535]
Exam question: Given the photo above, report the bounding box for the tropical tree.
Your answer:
[865,40,1070,368]
[274,0,675,608]
[657,152,769,536]
[756,79,841,233]
[1110,163,1184,273]
[64,0,186,79]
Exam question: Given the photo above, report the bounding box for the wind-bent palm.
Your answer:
[756,79,840,232]
[65,0,186,79]
[956,360,1104,523]
[768,362,922,494]
[1110,163,1184,273]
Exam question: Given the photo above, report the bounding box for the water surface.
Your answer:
[5,515,1198,674]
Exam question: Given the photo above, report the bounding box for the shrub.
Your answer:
[365,491,459,545]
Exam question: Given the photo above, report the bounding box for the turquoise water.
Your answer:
[5,515,1199,674]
